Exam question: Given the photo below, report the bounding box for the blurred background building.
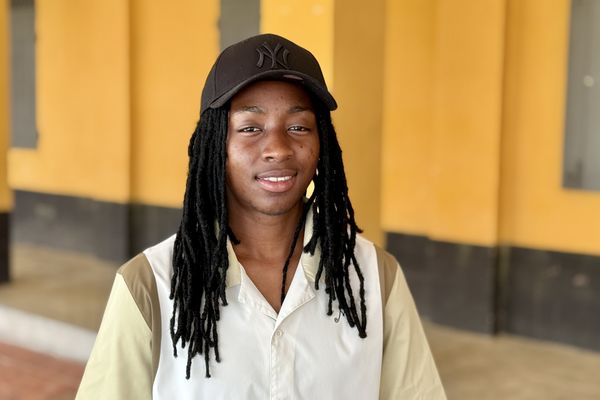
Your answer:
[0,0,599,396]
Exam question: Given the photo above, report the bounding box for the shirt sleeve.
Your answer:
[75,272,153,399]
[379,258,447,399]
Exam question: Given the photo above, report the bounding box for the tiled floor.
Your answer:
[0,342,83,400]
[0,244,115,332]
[428,323,600,399]
[0,243,599,399]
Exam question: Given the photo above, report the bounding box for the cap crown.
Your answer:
[200,34,336,114]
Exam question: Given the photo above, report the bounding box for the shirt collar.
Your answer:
[225,206,320,288]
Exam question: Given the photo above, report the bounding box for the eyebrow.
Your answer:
[288,105,312,113]
[232,105,265,115]
[231,104,313,115]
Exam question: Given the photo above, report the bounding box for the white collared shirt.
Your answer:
[77,221,446,399]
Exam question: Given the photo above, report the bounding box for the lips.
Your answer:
[256,169,297,193]
[261,176,293,183]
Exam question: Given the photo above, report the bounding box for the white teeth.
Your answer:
[262,176,292,182]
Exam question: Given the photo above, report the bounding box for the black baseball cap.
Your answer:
[200,33,337,114]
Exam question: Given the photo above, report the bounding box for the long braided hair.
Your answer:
[170,101,367,379]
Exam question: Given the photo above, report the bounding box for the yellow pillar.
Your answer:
[129,0,219,207]
[333,0,385,245]
[381,0,436,237]
[382,0,506,247]
[499,0,600,255]
[428,0,506,246]
[8,0,131,203]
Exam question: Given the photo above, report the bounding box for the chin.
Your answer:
[254,197,304,217]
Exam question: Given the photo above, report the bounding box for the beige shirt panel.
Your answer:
[75,273,153,399]
[119,253,162,378]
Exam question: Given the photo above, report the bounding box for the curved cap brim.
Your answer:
[203,70,337,114]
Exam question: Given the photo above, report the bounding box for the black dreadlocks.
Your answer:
[170,104,367,379]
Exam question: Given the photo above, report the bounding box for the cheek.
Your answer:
[225,142,257,190]
[299,143,318,167]
[225,143,244,186]
[226,141,245,170]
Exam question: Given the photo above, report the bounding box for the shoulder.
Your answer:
[118,253,153,288]
[116,239,171,378]
[116,253,159,330]
[355,234,400,305]
[117,234,175,330]
[119,233,176,297]
[142,234,177,264]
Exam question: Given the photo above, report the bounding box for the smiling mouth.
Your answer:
[259,176,293,183]
[255,171,297,193]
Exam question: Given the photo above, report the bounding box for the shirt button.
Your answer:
[275,329,283,337]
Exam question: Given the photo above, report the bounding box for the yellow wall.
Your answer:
[8,0,131,203]
[499,0,600,255]
[382,0,506,246]
[429,0,505,245]
[7,1,219,207]
[381,0,600,256]
[261,0,334,89]
[129,0,219,207]
[6,0,600,255]
[381,0,435,236]
[0,0,10,211]
[333,0,385,245]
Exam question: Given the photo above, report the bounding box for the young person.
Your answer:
[77,33,446,399]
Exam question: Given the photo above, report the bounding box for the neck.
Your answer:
[228,202,305,263]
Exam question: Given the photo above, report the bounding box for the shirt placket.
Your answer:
[269,261,316,400]
[236,254,316,400]
[269,327,282,399]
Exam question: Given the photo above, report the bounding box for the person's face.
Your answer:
[226,80,320,218]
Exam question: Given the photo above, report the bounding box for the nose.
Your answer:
[262,128,293,162]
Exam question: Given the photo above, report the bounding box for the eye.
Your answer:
[238,126,262,135]
[288,125,310,134]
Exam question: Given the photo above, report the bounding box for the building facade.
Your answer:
[1,0,599,353]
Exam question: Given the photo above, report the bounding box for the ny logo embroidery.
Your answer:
[256,42,290,69]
